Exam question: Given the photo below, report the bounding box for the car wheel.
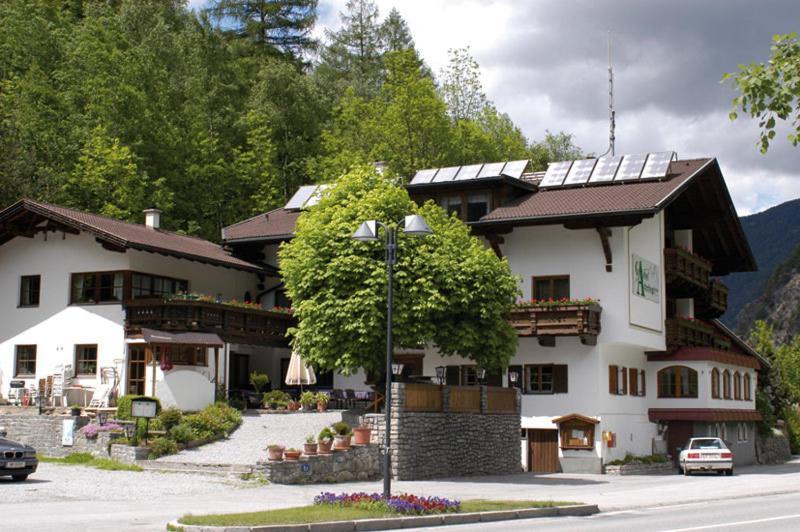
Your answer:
[677,466,684,475]
[717,470,725,476]
[726,469,734,476]
[11,474,28,481]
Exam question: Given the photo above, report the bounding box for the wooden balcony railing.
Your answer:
[665,247,711,295]
[665,317,717,351]
[124,299,293,346]
[509,303,601,346]
[695,279,729,319]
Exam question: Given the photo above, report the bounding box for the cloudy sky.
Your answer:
[195,0,800,215]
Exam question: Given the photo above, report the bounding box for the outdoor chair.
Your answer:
[87,383,112,409]
[345,389,357,409]
[330,389,346,409]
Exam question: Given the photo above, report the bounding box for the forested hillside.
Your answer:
[0,0,581,241]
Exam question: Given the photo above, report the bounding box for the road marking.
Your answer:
[664,513,800,531]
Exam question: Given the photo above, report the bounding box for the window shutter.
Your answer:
[640,369,646,396]
[445,365,460,386]
[620,367,628,395]
[553,365,568,394]
[628,368,637,396]
[609,365,618,394]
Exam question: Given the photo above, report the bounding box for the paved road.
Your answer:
[422,491,800,531]
[2,458,799,531]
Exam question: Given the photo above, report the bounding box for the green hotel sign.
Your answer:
[632,254,659,303]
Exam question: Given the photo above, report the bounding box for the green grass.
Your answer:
[38,453,143,472]
[178,500,579,527]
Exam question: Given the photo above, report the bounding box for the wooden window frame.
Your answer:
[609,365,628,395]
[657,366,699,398]
[722,370,731,399]
[743,373,752,401]
[525,364,554,394]
[131,271,189,300]
[14,345,37,377]
[19,275,41,307]
[154,344,208,367]
[438,191,493,222]
[711,368,721,399]
[628,368,646,397]
[74,344,98,376]
[70,271,129,305]
[734,371,742,400]
[532,275,570,301]
[523,364,567,394]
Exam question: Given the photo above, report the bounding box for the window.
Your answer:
[532,275,570,300]
[711,368,721,399]
[722,370,731,399]
[525,364,568,394]
[657,366,698,398]
[628,368,646,396]
[734,371,742,400]
[155,345,207,367]
[737,423,749,443]
[15,345,36,376]
[70,272,124,304]
[132,273,188,299]
[75,345,98,376]
[466,194,489,222]
[441,196,462,218]
[608,365,628,395]
[461,366,478,386]
[744,373,752,401]
[19,275,41,306]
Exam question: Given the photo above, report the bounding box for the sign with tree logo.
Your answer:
[632,254,659,303]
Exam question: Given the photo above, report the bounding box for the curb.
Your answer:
[167,504,599,531]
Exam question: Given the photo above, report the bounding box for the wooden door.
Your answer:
[127,346,146,395]
[230,353,250,390]
[528,429,560,473]
[667,421,694,465]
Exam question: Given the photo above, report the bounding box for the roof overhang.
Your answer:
[648,408,762,422]
[138,328,224,347]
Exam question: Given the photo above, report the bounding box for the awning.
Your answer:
[648,408,762,423]
[138,328,224,347]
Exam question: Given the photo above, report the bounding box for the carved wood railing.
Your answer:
[696,279,729,319]
[665,247,711,294]
[665,317,716,351]
[509,304,602,346]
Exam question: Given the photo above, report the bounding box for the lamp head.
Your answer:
[391,363,404,376]
[403,215,432,237]
[352,220,379,242]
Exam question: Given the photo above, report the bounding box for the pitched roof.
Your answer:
[0,199,264,273]
[478,158,712,224]
[222,207,300,243]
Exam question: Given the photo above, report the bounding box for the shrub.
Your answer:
[149,437,179,458]
[183,403,242,441]
[331,421,352,436]
[319,427,334,444]
[316,392,330,404]
[116,395,162,421]
[158,407,183,431]
[263,390,291,408]
[300,391,317,408]
[249,371,270,393]
[169,423,197,444]
[606,454,668,466]
[228,397,247,411]
[783,406,800,454]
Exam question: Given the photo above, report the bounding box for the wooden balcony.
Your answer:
[665,247,711,296]
[665,317,716,351]
[509,303,602,346]
[695,279,729,319]
[124,299,293,346]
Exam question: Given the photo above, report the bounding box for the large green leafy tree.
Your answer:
[724,32,800,153]
[278,166,519,376]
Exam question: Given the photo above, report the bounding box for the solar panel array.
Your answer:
[410,160,530,185]
[284,184,330,210]
[539,151,676,189]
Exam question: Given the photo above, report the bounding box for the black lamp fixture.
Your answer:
[391,363,404,376]
[435,366,446,385]
[476,368,487,385]
[509,371,519,386]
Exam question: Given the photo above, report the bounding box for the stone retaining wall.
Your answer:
[604,462,673,475]
[363,383,521,480]
[255,444,380,484]
[0,414,113,457]
[110,444,150,463]
[757,430,791,464]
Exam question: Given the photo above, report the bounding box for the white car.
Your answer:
[678,437,734,476]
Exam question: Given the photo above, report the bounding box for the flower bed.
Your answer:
[79,423,123,439]
[166,292,292,313]
[314,492,461,515]
[513,297,599,309]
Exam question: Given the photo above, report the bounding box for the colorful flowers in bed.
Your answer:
[313,492,461,515]
[513,297,599,308]
[79,423,123,438]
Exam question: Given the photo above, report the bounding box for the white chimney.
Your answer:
[143,208,162,229]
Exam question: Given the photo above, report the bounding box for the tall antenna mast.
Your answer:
[606,30,616,157]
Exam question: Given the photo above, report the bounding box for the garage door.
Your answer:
[528,429,560,473]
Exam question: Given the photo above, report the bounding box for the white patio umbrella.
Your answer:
[284,351,317,393]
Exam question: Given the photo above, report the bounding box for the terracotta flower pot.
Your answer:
[353,427,372,445]
[287,401,300,411]
[317,401,328,412]
[303,443,318,456]
[333,435,351,450]
[267,446,285,461]
[318,440,333,454]
[284,450,302,461]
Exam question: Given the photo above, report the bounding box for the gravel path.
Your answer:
[157,411,343,465]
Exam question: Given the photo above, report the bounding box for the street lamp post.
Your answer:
[352,214,432,498]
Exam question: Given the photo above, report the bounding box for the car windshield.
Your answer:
[689,438,723,450]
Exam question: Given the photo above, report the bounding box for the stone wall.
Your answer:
[0,414,113,457]
[604,462,674,475]
[363,383,521,480]
[110,444,150,463]
[255,444,380,484]
[757,429,791,464]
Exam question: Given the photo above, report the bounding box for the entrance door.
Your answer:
[667,421,694,466]
[528,429,560,473]
[127,346,147,395]
[230,353,250,390]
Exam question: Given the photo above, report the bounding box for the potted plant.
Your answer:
[287,400,300,411]
[69,404,82,417]
[303,434,318,456]
[249,371,270,394]
[267,444,285,461]
[284,447,302,461]
[300,391,317,411]
[262,390,290,410]
[353,424,372,445]
[318,427,334,454]
[331,421,352,450]
[316,391,330,412]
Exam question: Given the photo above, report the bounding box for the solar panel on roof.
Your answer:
[455,164,483,180]
[478,162,505,178]
[304,184,330,207]
[432,166,460,182]
[588,155,623,183]
[615,154,647,181]
[563,158,597,186]
[539,161,573,188]
[285,185,317,210]
[641,151,676,179]
[410,168,438,185]
[501,160,529,179]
